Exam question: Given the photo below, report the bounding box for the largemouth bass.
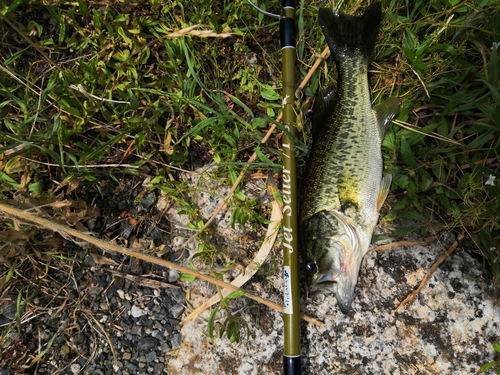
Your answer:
[300,2,399,314]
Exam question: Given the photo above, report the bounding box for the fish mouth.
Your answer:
[308,273,355,314]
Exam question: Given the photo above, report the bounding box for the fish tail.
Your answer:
[318,2,382,63]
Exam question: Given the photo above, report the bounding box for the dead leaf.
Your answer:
[91,252,118,266]
[0,229,29,242]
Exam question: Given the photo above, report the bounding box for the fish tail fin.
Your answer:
[318,2,382,63]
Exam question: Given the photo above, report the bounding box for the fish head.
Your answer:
[301,211,362,314]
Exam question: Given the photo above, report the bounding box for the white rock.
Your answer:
[70,364,81,374]
[131,305,146,318]
[168,236,500,374]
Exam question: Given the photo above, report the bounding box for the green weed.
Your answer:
[479,340,500,374]
[377,0,500,288]
[207,289,250,343]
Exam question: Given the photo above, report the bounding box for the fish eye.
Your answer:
[305,260,318,274]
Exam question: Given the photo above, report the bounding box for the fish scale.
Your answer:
[300,2,399,314]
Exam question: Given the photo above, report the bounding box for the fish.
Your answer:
[299,2,399,314]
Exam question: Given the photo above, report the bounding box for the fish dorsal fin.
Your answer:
[377,174,392,211]
[374,97,399,137]
[312,87,336,141]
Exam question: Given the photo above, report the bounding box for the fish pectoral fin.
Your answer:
[337,172,359,212]
[377,174,392,211]
[374,97,400,136]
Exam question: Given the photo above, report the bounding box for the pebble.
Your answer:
[113,363,121,373]
[99,301,109,311]
[168,269,179,283]
[170,304,184,318]
[130,325,142,336]
[60,344,70,356]
[137,336,159,351]
[160,342,170,352]
[170,333,181,349]
[70,364,81,374]
[153,363,165,373]
[125,362,138,371]
[145,351,156,362]
[171,237,185,249]
[152,330,163,340]
[131,305,146,318]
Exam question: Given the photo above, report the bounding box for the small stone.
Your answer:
[170,304,184,319]
[131,305,146,318]
[170,333,181,349]
[152,330,163,340]
[170,249,188,262]
[153,363,165,372]
[172,237,185,248]
[130,325,142,336]
[168,269,179,283]
[60,344,70,356]
[145,350,156,362]
[71,364,81,374]
[123,352,132,360]
[170,288,185,303]
[137,337,159,351]
[168,318,180,326]
[141,192,156,208]
[125,362,139,371]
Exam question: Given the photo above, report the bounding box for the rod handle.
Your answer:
[283,355,301,375]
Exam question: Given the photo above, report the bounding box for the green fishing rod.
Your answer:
[245,1,301,374]
[279,1,300,375]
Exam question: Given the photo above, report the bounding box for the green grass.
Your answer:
[378,0,500,289]
[0,0,499,368]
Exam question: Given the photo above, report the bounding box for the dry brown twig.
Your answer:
[0,201,323,327]
[370,234,439,252]
[392,232,464,314]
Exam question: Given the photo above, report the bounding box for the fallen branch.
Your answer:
[392,232,464,314]
[0,201,323,327]
[370,234,439,252]
[104,269,180,290]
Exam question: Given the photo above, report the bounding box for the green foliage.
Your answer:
[207,289,250,343]
[377,0,500,288]
[479,340,500,374]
